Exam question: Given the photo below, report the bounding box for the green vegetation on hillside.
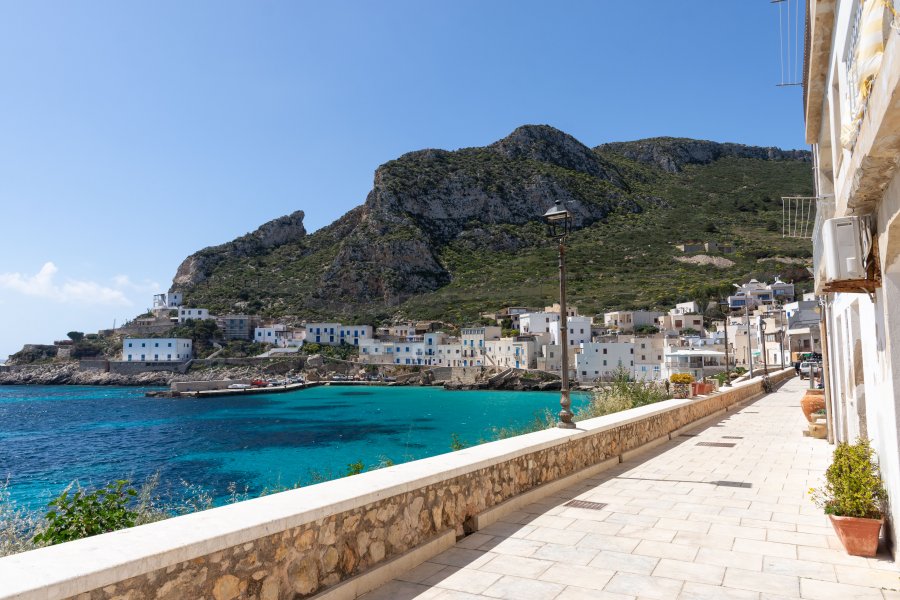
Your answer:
[176,132,813,324]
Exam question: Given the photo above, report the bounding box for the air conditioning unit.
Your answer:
[822,216,868,282]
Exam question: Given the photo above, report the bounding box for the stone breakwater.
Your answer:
[1,370,795,600]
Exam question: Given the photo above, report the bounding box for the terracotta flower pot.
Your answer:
[829,514,883,557]
[800,389,826,422]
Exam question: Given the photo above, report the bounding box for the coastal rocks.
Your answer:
[0,363,270,387]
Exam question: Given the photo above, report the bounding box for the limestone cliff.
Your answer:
[173,210,307,288]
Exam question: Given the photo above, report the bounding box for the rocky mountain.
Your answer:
[172,125,813,323]
[597,137,810,173]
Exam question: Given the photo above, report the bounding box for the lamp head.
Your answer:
[543,200,572,238]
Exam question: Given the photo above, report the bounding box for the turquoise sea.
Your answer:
[0,385,588,511]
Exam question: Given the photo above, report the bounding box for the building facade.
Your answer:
[805,0,900,560]
[178,308,211,323]
[122,338,192,362]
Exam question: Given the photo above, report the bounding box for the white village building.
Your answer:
[122,338,192,362]
[178,308,211,323]
[574,341,635,382]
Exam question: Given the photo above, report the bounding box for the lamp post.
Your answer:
[778,308,786,370]
[720,300,732,386]
[760,317,768,376]
[544,200,575,429]
[745,301,754,378]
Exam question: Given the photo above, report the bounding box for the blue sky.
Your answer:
[0,1,806,358]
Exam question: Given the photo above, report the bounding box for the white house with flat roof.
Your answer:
[484,336,538,370]
[549,316,593,348]
[603,310,664,333]
[574,341,635,382]
[178,308,211,323]
[459,326,501,367]
[123,338,192,362]
[254,325,305,348]
[662,347,725,382]
[519,312,559,335]
[305,322,372,346]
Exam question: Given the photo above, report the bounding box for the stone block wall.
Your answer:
[6,370,794,600]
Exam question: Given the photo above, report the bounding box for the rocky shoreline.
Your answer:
[0,362,581,392]
[0,363,266,387]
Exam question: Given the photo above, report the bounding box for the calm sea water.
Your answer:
[0,385,588,511]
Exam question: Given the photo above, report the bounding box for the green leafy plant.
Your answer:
[33,480,138,545]
[449,433,468,451]
[811,438,886,519]
[345,461,365,476]
[578,367,668,419]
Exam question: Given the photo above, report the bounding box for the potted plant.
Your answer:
[811,438,886,557]
[670,373,694,398]
[801,388,826,422]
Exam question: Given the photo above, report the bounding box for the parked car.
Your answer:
[799,361,821,379]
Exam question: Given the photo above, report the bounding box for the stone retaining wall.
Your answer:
[108,361,189,375]
[0,370,794,600]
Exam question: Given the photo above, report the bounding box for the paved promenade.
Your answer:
[359,377,900,600]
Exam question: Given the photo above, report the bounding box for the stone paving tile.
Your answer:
[604,571,684,599]
[833,563,900,590]
[421,566,502,594]
[478,554,555,578]
[761,556,836,581]
[482,574,565,600]
[476,536,543,558]
[530,542,600,566]
[723,567,799,596]
[360,378,900,600]
[589,549,660,574]
[679,581,760,600]
[538,563,615,590]
[651,558,725,585]
[555,586,635,600]
[633,539,700,561]
[695,546,764,571]
[798,577,884,599]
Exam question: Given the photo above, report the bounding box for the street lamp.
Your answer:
[544,199,575,429]
[719,300,732,386]
[759,317,768,376]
